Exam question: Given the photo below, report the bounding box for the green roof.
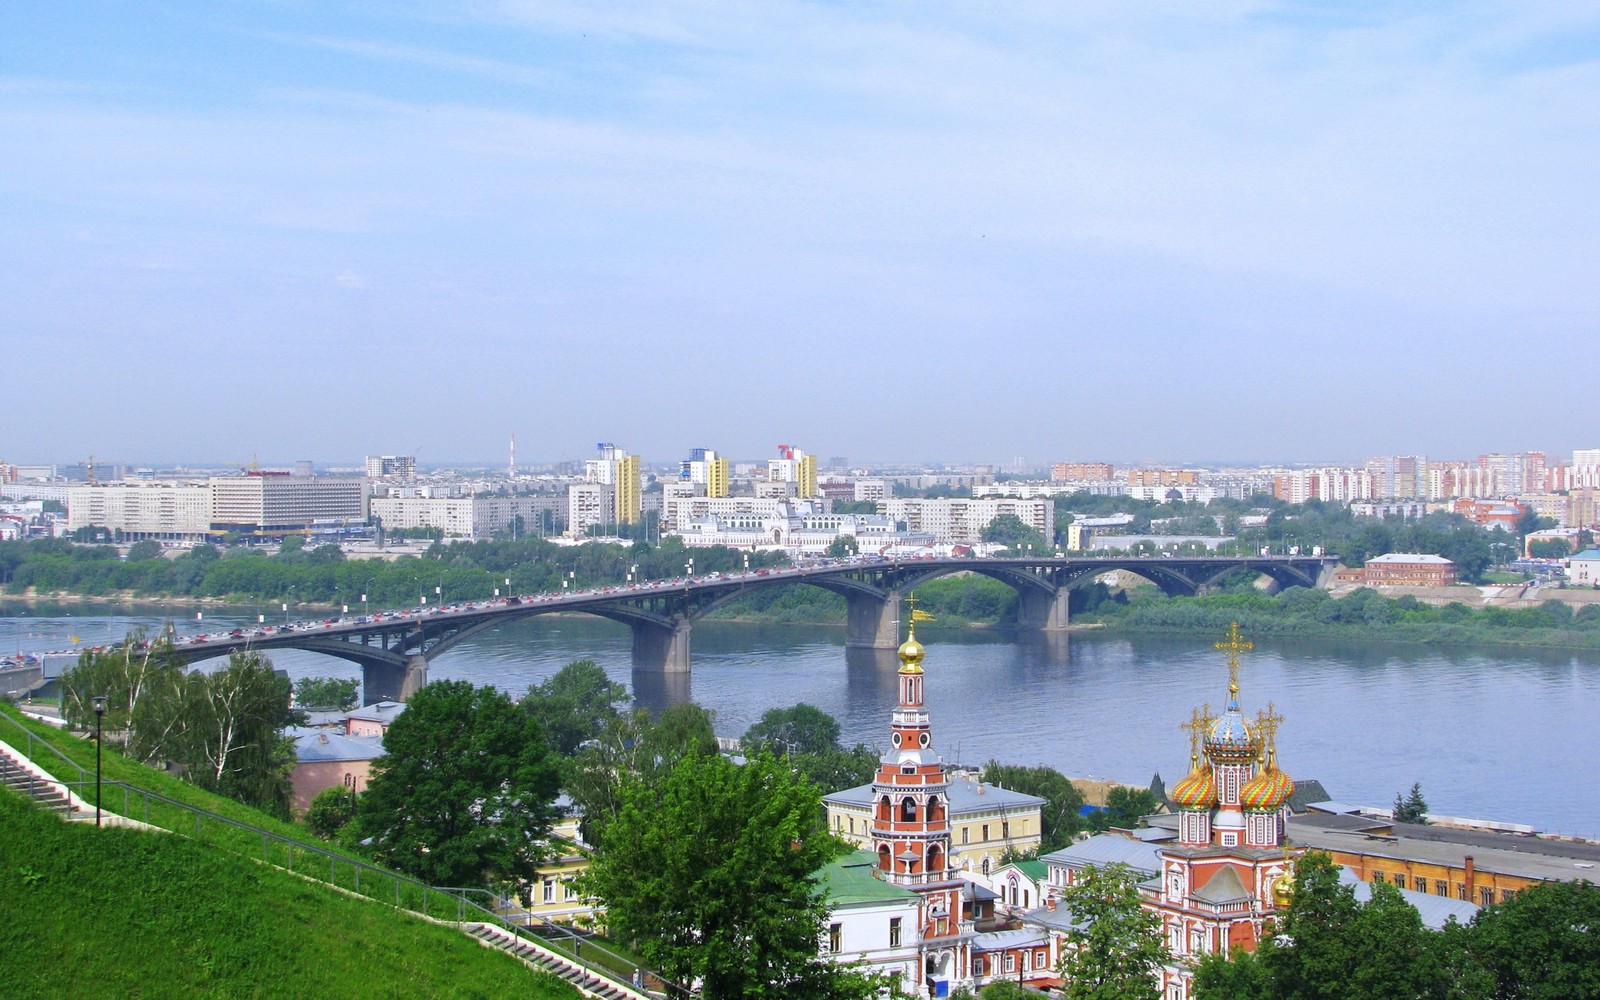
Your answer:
[816,851,920,906]
[1013,858,1047,882]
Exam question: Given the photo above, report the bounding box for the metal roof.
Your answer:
[825,775,1047,815]
[292,730,385,764]
[1040,833,1163,876]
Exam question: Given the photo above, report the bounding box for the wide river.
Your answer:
[5,602,1596,839]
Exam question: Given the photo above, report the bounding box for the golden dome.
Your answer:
[1271,873,1294,909]
[898,630,925,672]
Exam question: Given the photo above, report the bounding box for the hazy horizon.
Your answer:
[6,3,1596,464]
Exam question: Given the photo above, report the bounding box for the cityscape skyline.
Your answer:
[6,4,1597,462]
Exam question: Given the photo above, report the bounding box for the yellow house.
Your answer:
[522,808,597,925]
[824,771,1046,882]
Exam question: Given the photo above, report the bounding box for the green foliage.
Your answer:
[0,793,581,999]
[825,534,860,557]
[1193,949,1270,1000]
[979,760,1085,852]
[521,659,628,756]
[982,513,1048,551]
[304,785,359,839]
[1083,583,1600,651]
[1088,786,1158,832]
[743,704,879,794]
[1469,879,1600,1000]
[563,703,720,849]
[581,752,875,1000]
[978,983,1035,999]
[743,703,842,757]
[1527,539,1571,559]
[356,680,561,893]
[60,636,298,817]
[1056,863,1168,1000]
[125,539,163,562]
[295,675,361,711]
[1394,782,1429,824]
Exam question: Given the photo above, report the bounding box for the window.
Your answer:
[1480,886,1495,906]
[974,956,986,976]
[1002,820,1010,839]
[1022,950,1031,971]
[827,923,842,954]
[1372,871,1385,884]
[1502,888,1516,903]
[962,827,970,845]
[564,882,580,901]
[1004,954,1016,974]
[889,917,902,949]
[1036,949,1047,968]
[982,824,990,841]
[1435,879,1448,896]
[542,879,555,903]
[982,857,991,876]
[1457,883,1469,901]
[901,797,918,822]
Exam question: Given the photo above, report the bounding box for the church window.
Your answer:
[889,917,902,948]
[1221,832,1238,847]
[982,857,991,876]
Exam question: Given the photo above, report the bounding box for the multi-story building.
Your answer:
[663,493,834,535]
[579,444,641,530]
[566,482,615,537]
[207,474,368,538]
[679,448,730,499]
[1128,469,1200,488]
[363,455,417,480]
[66,480,211,541]
[878,497,1053,547]
[1051,462,1114,483]
[768,444,818,499]
[1358,553,1458,587]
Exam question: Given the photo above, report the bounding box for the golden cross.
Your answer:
[1181,705,1211,764]
[1255,701,1285,756]
[1215,621,1253,698]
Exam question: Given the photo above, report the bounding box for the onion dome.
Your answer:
[1204,703,1260,764]
[1170,760,1217,810]
[898,629,925,673]
[1241,754,1295,812]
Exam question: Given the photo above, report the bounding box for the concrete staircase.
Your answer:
[0,744,79,817]
[464,923,651,1000]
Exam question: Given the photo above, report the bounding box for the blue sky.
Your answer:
[4,2,1597,468]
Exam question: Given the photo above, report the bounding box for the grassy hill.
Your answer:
[0,790,580,999]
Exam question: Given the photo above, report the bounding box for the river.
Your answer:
[5,601,1596,839]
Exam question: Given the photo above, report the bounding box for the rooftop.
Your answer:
[816,851,921,907]
[825,774,1047,814]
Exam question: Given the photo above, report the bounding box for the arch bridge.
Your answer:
[166,555,1336,701]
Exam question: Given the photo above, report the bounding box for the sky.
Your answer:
[4,1,1598,469]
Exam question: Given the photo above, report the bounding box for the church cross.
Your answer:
[1215,621,1254,697]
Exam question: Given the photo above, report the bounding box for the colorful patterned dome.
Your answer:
[1240,760,1295,811]
[1170,762,1217,810]
[1204,702,1260,764]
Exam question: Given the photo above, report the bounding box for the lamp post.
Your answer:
[91,695,107,827]
[361,593,368,616]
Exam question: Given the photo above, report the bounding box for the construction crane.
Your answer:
[77,455,97,484]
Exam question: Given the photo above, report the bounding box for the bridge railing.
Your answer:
[0,708,685,997]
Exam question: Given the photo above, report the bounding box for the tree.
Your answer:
[825,535,860,558]
[293,676,360,712]
[178,650,300,816]
[581,752,875,1000]
[1259,852,1363,1000]
[742,703,843,758]
[354,680,561,892]
[304,785,358,839]
[982,513,1047,552]
[1527,539,1571,559]
[1469,879,1600,1000]
[980,760,1085,852]
[1393,782,1429,824]
[1088,786,1158,832]
[521,659,628,756]
[1056,862,1169,1000]
[126,539,163,562]
[1192,950,1270,1000]
[565,703,720,848]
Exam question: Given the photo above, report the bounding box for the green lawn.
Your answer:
[0,791,580,999]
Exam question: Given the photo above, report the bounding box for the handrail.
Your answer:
[1,707,683,996]
[0,709,92,786]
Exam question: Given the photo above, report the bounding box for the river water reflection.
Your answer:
[5,602,1596,838]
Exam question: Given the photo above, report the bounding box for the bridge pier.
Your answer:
[631,620,692,673]
[845,590,902,649]
[1016,586,1071,632]
[363,655,429,704]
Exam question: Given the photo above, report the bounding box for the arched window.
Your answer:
[927,846,942,873]
[877,796,892,822]
[927,795,944,822]
[901,797,918,822]
[878,845,893,872]
[982,857,991,876]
